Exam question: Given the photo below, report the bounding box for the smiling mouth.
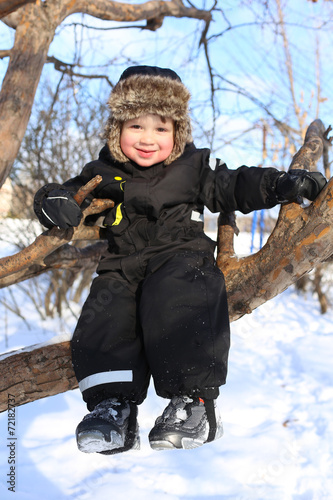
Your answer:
[136,149,156,157]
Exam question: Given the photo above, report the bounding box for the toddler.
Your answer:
[34,65,326,454]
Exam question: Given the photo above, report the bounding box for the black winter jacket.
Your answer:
[34,143,282,272]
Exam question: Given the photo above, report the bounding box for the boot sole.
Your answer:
[149,436,205,451]
[77,429,123,453]
[149,423,223,451]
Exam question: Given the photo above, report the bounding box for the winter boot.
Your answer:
[76,397,139,455]
[148,396,223,450]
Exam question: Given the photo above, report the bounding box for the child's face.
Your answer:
[120,114,174,167]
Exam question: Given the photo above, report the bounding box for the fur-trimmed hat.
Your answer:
[104,66,192,165]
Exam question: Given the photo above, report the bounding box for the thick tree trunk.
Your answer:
[0,4,56,187]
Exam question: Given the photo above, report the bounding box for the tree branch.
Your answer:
[0,0,36,19]
[0,340,78,411]
[215,75,300,140]
[0,49,11,59]
[288,118,330,171]
[276,0,303,132]
[217,119,333,320]
[222,178,333,320]
[0,175,114,280]
[46,56,114,87]
[0,241,108,289]
[69,0,211,24]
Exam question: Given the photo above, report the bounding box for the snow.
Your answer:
[1,220,333,499]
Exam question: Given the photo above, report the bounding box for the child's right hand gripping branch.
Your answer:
[37,186,82,229]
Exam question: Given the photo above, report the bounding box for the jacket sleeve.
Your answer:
[199,157,282,214]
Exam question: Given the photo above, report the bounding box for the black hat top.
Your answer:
[119,65,182,83]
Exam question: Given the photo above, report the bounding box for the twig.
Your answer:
[0,50,12,59]
[46,56,114,87]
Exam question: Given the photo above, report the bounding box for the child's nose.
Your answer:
[140,129,154,144]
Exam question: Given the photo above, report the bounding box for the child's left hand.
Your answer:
[275,169,327,204]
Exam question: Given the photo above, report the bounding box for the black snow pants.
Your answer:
[71,251,230,410]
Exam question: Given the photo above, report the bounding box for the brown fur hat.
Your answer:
[104,66,192,165]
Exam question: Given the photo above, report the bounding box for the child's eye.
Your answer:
[157,127,167,132]
[131,124,141,130]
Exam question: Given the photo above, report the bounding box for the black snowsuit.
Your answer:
[34,143,282,410]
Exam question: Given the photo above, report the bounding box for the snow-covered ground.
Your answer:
[0,220,333,500]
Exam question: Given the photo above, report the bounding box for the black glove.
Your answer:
[41,189,82,229]
[275,169,327,203]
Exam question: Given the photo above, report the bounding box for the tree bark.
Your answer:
[0,2,56,187]
[0,241,108,288]
[313,264,329,314]
[221,180,333,321]
[0,340,78,411]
